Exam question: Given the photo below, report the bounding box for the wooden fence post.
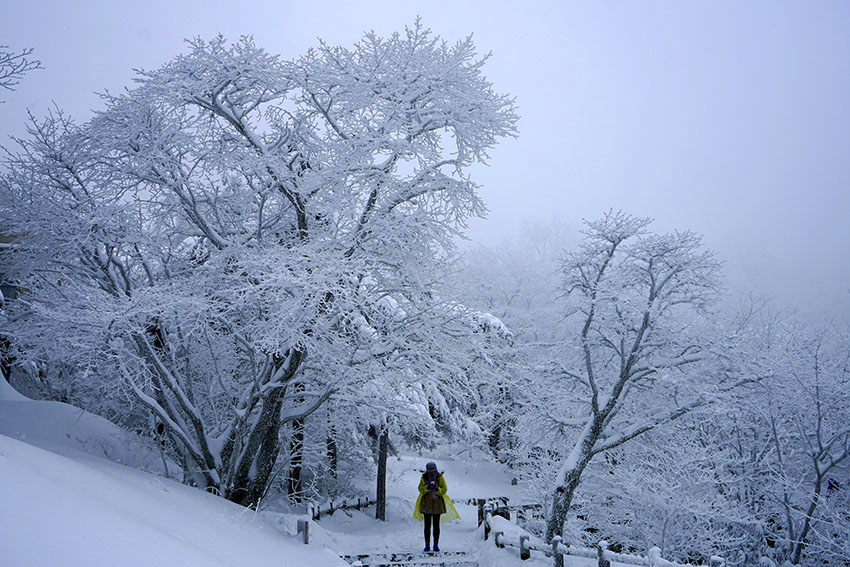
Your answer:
[477,499,485,526]
[519,534,530,560]
[494,531,505,549]
[552,536,562,556]
[597,540,610,567]
[296,519,309,545]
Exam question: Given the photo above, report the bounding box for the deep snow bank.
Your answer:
[0,381,345,567]
[0,433,346,567]
[0,378,174,474]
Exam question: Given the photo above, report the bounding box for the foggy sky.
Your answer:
[2,1,849,316]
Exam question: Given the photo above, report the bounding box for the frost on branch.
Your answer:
[0,45,41,99]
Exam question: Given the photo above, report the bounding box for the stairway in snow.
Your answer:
[340,550,477,567]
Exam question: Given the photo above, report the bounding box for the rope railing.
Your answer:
[476,498,726,567]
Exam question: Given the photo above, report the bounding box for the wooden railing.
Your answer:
[296,496,378,544]
[308,496,377,521]
[476,498,726,567]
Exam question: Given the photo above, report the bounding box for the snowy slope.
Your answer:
[0,376,171,471]
[0,434,346,567]
[0,381,346,567]
[0,402,171,476]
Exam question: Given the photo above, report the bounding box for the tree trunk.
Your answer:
[241,394,285,508]
[288,417,305,502]
[283,361,308,503]
[546,468,584,567]
[327,409,338,479]
[792,471,825,565]
[227,388,286,507]
[327,429,338,479]
[0,336,13,382]
[546,467,584,540]
[376,424,389,521]
[489,405,503,460]
[545,422,600,567]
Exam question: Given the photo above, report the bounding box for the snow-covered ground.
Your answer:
[0,379,601,567]
[314,453,522,555]
[0,381,345,567]
[0,380,171,473]
[311,454,597,567]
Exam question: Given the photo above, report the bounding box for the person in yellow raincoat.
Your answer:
[412,461,460,552]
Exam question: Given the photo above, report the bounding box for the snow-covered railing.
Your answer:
[477,498,725,567]
[469,496,544,524]
[296,496,377,545]
[307,496,377,521]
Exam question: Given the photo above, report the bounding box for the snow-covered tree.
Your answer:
[583,303,850,567]
[720,318,850,566]
[534,212,733,564]
[450,220,571,461]
[808,480,850,566]
[768,325,850,564]
[570,419,759,562]
[0,23,517,507]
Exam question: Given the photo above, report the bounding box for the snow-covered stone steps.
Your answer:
[342,551,469,562]
[341,550,477,567]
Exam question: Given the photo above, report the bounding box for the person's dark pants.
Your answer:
[424,513,441,546]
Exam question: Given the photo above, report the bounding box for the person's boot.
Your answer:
[423,544,431,552]
[433,543,440,552]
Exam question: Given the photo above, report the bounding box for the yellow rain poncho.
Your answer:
[412,473,461,523]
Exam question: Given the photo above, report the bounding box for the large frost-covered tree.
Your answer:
[0,22,517,507]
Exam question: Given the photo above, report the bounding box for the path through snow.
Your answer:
[312,454,601,567]
[318,455,519,555]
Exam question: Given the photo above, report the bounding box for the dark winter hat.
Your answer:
[425,461,438,472]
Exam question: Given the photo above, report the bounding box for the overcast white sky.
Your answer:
[2,1,849,316]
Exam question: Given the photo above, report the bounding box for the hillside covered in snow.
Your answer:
[0,381,347,567]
